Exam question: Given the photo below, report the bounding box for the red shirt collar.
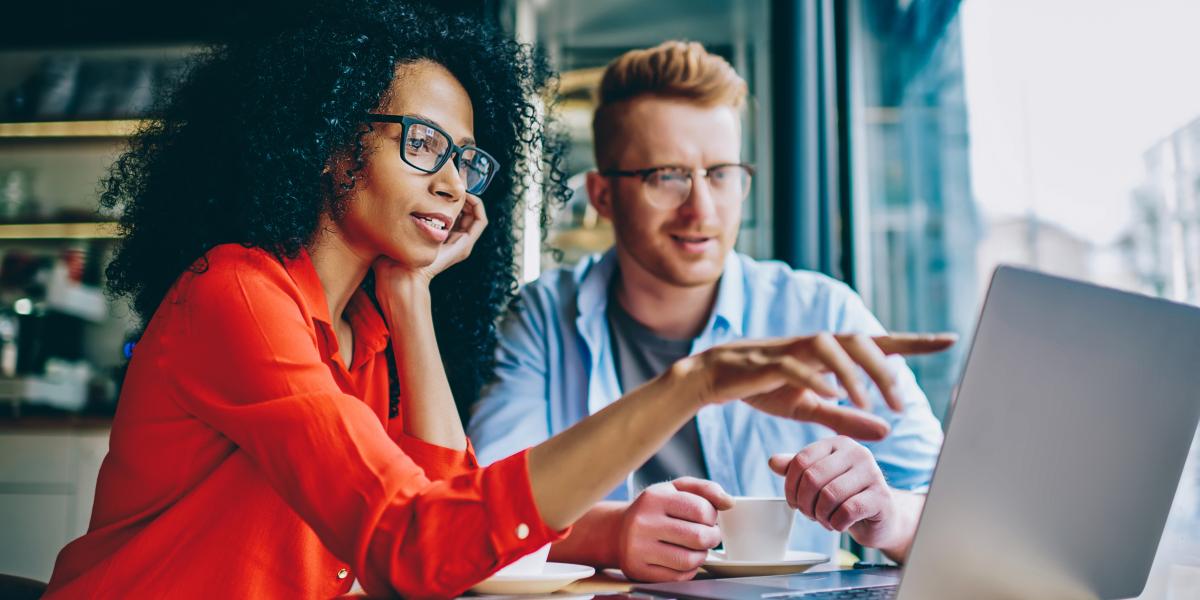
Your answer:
[284,249,390,367]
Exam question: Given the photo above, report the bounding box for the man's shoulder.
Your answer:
[515,253,608,307]
[736,254,860,305]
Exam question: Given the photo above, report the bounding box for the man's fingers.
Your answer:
[839,334,902,412]
[813,469,875,530]
[629,562,700,583]
[662,490,720,525]
[828,488,884,532]
[647,542,709,573]
[791,450,857,519]
[658,519,723,552]
[872,333,957,356]
[671,477,734,511]
[768,453,791,476]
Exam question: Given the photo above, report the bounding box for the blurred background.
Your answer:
[0,0,1196,595]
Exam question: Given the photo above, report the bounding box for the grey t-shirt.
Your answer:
[606,290,710,493]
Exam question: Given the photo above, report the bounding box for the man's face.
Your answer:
[588,97,745,288]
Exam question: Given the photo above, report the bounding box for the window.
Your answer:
[848,0,1200,594]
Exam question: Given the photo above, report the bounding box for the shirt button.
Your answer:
[337,568,349,580]
[515,523,530,540]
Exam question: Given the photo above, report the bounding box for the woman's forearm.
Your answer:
[381,281,467,450]
[527,359,706,529]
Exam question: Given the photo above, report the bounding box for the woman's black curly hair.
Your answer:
[102,0,567,418]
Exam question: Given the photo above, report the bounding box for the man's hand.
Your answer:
[769,437,919,560]
[618,477,733,582]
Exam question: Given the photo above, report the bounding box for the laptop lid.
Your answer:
[637,267,1200,599]
[896,266,1200,599]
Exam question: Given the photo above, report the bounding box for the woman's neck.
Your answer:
[308,220,373,323]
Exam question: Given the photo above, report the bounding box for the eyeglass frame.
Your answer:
[600,163,756,207]
[365,113,500,195]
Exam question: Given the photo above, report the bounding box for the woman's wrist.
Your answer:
[662,355,713,412]
[376,276,433,326]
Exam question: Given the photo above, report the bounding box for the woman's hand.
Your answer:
[377,194,489,291]
[673,333,956,440]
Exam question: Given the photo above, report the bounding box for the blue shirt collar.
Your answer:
[575,248,745,339]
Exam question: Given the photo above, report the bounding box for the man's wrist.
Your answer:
[870,490,923,561]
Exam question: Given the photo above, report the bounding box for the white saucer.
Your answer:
[702,550,829,578]
[469,562,596,595]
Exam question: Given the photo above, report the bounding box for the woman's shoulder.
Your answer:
[201,243,286,272]
[173,244,299,307]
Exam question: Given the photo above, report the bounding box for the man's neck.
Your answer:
[613,256,719,341]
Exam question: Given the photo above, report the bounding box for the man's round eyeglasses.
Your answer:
[600,163,755,209]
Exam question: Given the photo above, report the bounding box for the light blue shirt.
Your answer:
[468,250,943,557]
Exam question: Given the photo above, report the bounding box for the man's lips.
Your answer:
[669,233,719,254]
[669,233,718,244]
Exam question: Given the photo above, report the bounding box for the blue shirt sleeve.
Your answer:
[468,291,554,466]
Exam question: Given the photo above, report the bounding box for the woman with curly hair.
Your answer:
[42,1,948,598]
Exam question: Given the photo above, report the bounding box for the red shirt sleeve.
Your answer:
[390,423,480,481]
[166,253,566,598]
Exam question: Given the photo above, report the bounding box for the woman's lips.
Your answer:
[411,212,451,243]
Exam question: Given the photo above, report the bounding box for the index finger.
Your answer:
[671,477,734,511]
[872,333,957,356]
[663,489,721,525]
[459,194,488,235]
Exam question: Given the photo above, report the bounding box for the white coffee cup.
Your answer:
[495,542,551,576]
[717,496,795,561]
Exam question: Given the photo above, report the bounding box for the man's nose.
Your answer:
[676,173,719,221]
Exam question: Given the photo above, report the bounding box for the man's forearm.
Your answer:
[547,501,627,567]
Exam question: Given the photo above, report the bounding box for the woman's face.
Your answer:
[331,60,478,268]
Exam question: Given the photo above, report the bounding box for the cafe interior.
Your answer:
[0,0,1198,598]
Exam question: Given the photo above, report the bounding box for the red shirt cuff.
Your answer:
[395,434,479,480]
[481,449,572,568]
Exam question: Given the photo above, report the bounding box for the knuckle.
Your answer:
[818,485,841,506]
[841,497,865,517]
[701,526,722,548]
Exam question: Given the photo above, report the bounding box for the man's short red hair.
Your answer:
[592,40,747,169]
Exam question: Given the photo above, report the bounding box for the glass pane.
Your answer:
[849,0,1200,595]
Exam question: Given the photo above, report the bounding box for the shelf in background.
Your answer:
[0,222,118,239]
[0,120,144,139]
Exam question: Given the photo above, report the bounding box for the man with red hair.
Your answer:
[471,41,943,582]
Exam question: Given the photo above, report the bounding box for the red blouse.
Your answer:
[43,244,564,599]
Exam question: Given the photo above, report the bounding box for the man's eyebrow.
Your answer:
[411,113,476,146]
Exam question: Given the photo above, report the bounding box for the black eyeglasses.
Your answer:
[601,163,755,209]
[366,114,499,196]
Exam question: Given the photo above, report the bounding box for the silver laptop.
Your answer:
[636,266,1200,600]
